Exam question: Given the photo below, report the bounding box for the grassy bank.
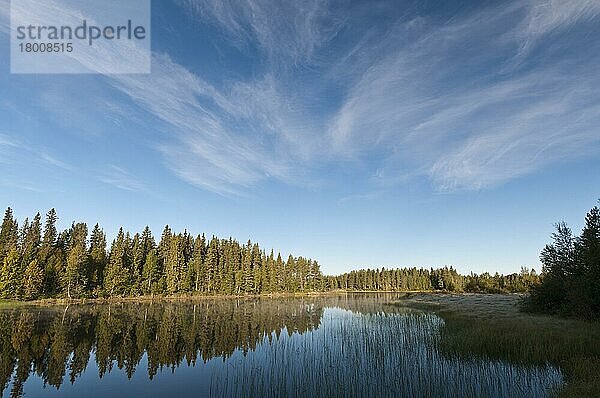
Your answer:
[397,293,600,397]
[1,290,426,307]
[6,290,349,307]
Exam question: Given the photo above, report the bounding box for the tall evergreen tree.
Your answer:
[0,248,21,299]
[88,224,107,292]
[575,206,600,314]
[104,229,130,296]
[205,237,219,293]
[22,259,44,300]
[20,213,41,269]
[190,235,206,292]
[0,208,18,265]
[40,209,58,295]
[63,223,88,298]
[165,234,185,294]
[142,248,161,294]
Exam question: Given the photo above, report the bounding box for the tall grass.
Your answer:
[398,294,600,397]
[210,308,562,397]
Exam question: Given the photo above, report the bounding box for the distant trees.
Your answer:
[527,203,600,319]
[328,266,538,294]
[0,207,545,301]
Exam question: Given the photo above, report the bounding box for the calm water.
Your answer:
[0,294,562,397]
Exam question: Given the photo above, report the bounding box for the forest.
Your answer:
[527,203,600,319]
[0,207,538,300]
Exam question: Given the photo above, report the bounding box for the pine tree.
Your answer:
[63,223,88,298]
[241,241,253,293]
[180,231,193,292]
[104,229,130,296]
[0,248,22,299]
[137,226,155,290]
[165,234,184,294]
[40,209,58,295]
[0,208,18,265]
[23,259,44,300]
[20,213,41,269]
[577,206,600,314]
[190,235,206,292]
[251,243,262,293]
[205,237,219,293]
[142,248,161,294]
[131,234,144,294]
[88,224,107,292]
[275,253,284,292]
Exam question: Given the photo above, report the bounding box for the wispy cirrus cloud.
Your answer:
[109,55,298,195]
[39,153,72,171]
[0,133,73,171]
[517,0,600,54]
[2,0,599,196]
[99,165,145,192]
[0,133,17,164]
[177,0,343,67]
[327,0,600,191]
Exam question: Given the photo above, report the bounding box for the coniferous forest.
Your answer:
[0,207,540,300]
[527,203,600,319]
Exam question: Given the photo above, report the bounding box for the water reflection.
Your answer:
[0,295,562,397]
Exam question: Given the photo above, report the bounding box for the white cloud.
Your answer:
[0,133,73,171]
[178,0,342,67]
[518,0,600,54]
[327,0,600,191]
[39,153,72,171]
[2,0,599,195]
[99,165,145,192]
[109,54,298,194]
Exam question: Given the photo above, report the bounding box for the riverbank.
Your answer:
[0,290,440,307]
[396,293,600,397]
[1,290,376,307]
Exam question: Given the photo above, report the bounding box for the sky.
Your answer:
[0,0,599,275]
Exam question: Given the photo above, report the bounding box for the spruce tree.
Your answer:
[205,237,219,293]
[40,209,58,295]
[63,223,88,298]
[165,234,184,294]
[142,248,161,294]
[0,248,22,299]
[104,229,130,296]
[577,206,600,314]
[20,213,41,269]
[88,224,107,292]
[23,259,44,300]
[0,208,18,265]
[190,235,206,292]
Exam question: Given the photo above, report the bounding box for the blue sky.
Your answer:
[0,0,599,275]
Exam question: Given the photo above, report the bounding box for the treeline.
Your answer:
[0,207,541,300]
[327,266,539,294]
[527,203,600,319]
[0,208,324,300]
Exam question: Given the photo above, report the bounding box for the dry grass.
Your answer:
[396,293,600,397]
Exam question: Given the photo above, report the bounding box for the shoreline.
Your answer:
[1,290,481,307]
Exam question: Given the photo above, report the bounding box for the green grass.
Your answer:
[396,293,600,397]
[0,300,26,309]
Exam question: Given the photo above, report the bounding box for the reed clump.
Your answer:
[398,293,600,397]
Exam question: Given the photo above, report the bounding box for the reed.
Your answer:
[398,293,600,397]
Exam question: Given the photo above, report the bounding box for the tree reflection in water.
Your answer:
[0,295,563,398]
